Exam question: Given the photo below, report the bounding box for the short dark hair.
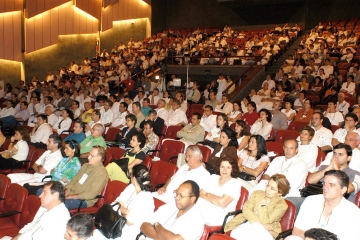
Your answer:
[345,113,358,122]
[221,127,238,148]
[333,143,352,156]
[120,102,128,109]
[144,120,154,129]
[247,101,257,111]
[133,101,141,109]
[182,180,200,203]
[44,181,65,202]
[148,109,157,116]
[143,98,150,104]
[324,170,350,190]
[125,113,137,125]
[49,134,63,148]
[204,105,213,111]
[75,121,85,130]
[93,109,101,118]
[133,132,146,148]
[73,100,79,107]
[192,112,201,120]
[313,112,324,120]
[38,114,48,122]
[259,108,272,122]
[304,228,338,240]
[67,214,94,238]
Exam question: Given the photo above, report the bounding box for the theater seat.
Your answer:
[0,174,10,210]
[150,161,178,191]
[165,125,183,139]
[157,139,185,165]
[104,147,126,167]
[266,142,284,158]
[208,234,235,240]
[275,130,299,143]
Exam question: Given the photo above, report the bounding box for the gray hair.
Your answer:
[94,123,105,134]
[186,145,203,162]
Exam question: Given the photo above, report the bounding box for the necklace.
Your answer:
[280,159,293,173]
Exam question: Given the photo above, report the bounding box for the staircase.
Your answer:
[266,36,303,77]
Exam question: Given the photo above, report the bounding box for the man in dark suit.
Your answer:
[116,113,138,148]
[139,109,164,136]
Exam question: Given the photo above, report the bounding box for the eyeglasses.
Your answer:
[173,192,193,199]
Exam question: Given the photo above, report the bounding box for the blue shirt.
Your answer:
[141,106,152,117]
[64,132,86,144]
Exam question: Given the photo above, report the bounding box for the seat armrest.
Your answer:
[0,211,20,218]
[275,228,293,240]
[11,160,30,171]
[222,210,243,233]
[168,156,178,163]
[41,175,52,182]
[146,150,159,155]
[135,232,144,240]
[154,184,165,191]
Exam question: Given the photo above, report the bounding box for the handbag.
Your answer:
[238,172,256,181]
[95,203,127,238]
[299,182,323,197]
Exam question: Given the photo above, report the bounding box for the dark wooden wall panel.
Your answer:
[76,0,101,20]
[26,0,69,18]
[0,13,5,59]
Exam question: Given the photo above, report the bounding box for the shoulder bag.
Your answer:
[95,203,127,238]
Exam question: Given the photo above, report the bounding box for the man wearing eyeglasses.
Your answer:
[79,123,106,164]
[286,170,360,240]
[141,180,204,240]
[64,146,108,211]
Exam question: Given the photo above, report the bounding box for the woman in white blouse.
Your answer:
[204,113,229,149]
[340,75,356,95]
[281,100,296,124]
[93,164,154,240]
[197,156,241,226]
[234,120,250,154]
[228,100,243,124]
[297,126,318,172]
[53,109,73,134]
[238,135,269,191]
[0,128,30,169]
[250,108,273,140]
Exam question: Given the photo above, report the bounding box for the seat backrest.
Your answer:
[165,126,183,139]
[153,197,165,211]
[103,180,128,205]
[104,147,126,166]
[19,195,41,228]
[2,183,28,225]
[236,187,249,210]
[159,140,185,163]
[275,130,299,143]
[200,225,210,240]
[331,125,339,134]
[105,128,121,141]
[280,200,297,232]
[22,145,37,170]
[266,128,276,141]
[94,180,109,208]
[31,148,46,165]
[191,104,204,110]
[355,191,360,208]
[0,174,10,209]
[265,142,284,157]
[194,145,211,163]
[316,148,326,167]
[208,233,235,240]
[143,155,152,170]
[288,121,307,131]
[0,139,10,152]
[150,161,178,190]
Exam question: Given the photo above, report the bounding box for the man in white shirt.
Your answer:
[141,180,204,240]
[200,105,217,132]
[29,114,53,149]
[262,74,276,90]
[111,102,128,129]
[320,58,334,79]
[253,139,307,197]
[45,105,58,127]
[332,113,359,146]
[153,145,210,203]
[310,112,333,152]
[287,171,360,240]
[84,110,103,137]
[8,181,70,240]
[155,99,168,121]
[64,214,94,240]
[0,100,15,118]
[215,95,233,115]
[8,134,63,185]
[336,92,350,116]
[165,99,188,126]
[100,100,114,128]
[109,94,120,116]
[324,99,344,126]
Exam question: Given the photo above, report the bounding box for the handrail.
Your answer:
[222,60,261,97]
[131,58,168,78]
[165,55,262,65]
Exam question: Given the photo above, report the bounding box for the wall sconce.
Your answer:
[155,75,159,80]
[131,20,134,24]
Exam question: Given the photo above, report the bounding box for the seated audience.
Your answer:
[250,108,273,140]
[324,99,344,126]
[297,126,318,172]
[281,100,296,124]
[227,100,243,124]
[139,109,164,136]
[336,92,350,116]
[116,113,138,148]
[79,123,106,163]
[106,132,146,183]
[238,134,270,191]
[332,113,359,146]
[294,99,314,122]
[234,119,250,153]
[165,99,188,126]
[241,101,259,126]
[200,105,217,132]
[29,114,53,149]
[0,101,30,128]
[215,95,233,115]
[286,170,360,240]
[177,112,205,144]
[142,120,159,153]
[225,174,290,240]
[65,214,94,240]
[64,146,108,210]
[0,128,30,169]
[141,180,204,240]
[64,121,86,144]
[309,112,333,152]
[197,157,241,226]
[203,113,229,149]
[53,109,73,134]
[153,145,210,203]
[303,228,338,240]
[99,100,114,127]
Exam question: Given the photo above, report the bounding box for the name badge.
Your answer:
[85,141,93,147]
[79,174,88,185]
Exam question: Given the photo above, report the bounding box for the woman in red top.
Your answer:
[241,101,259,126]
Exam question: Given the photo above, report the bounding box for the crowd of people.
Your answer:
[1,21,360,240]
